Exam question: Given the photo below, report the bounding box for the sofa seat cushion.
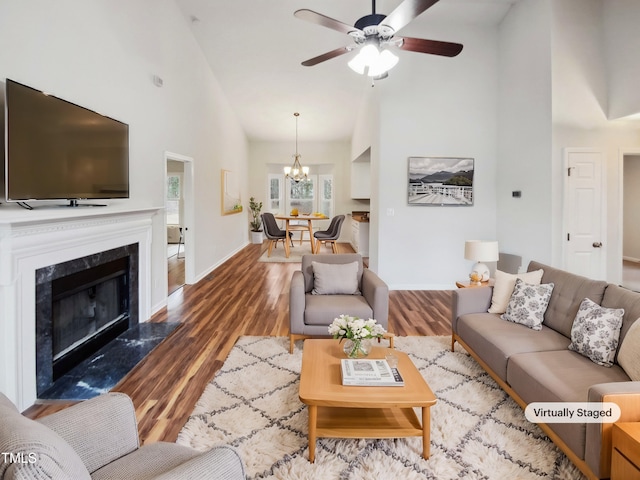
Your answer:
[506,350,630,460]
[304,294,373,326]
[91,442,200,480]
[456,313,570,381]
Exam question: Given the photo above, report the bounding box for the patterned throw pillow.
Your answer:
[568,298,624,367]
[488,269,544,314]
[501,278,554,330]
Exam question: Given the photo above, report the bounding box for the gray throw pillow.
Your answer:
[0,394,91,479]
[501,278,554,331]
[311,261,360,295]
[568,297,624,367]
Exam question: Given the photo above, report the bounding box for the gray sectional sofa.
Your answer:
[452,261,640,480]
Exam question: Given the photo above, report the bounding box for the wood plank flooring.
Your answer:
[25,242,453,445]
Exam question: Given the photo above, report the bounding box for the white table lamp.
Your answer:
[464,240,499,282]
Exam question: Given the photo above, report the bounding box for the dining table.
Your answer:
[274,214,327,258]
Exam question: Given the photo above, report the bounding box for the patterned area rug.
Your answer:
[177,336,586,480]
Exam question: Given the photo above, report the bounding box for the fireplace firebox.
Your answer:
[36,244,139,397]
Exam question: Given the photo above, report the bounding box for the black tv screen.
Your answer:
[4,79,129,202]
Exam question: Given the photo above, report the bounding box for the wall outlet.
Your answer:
[386,208,395,216]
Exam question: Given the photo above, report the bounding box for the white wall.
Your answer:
[497,0,553,269]
[0,0,249,313]
[604,0,640,120]
[624,155,640,260]
[373,22,499,289]
[550,0,640,281]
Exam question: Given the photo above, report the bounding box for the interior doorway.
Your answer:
[165,152,195,296]
[621,153,640,292]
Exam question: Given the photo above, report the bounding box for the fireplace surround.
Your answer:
[0,206,157,411]
[35,244,139,397]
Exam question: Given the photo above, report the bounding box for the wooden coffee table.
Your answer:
[298,339,437,463]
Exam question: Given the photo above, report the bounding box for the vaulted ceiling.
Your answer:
[174,0,517,142]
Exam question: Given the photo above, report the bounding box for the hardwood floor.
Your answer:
[167,247,185,295]
[26,242,453,445]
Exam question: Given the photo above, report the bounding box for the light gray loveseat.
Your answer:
[0,392,245,479]
[452,261,640,480]
[289,254,389,353]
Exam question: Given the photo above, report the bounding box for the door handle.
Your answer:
[592,242,603,248]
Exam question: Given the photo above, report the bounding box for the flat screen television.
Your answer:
[3,78,129,206]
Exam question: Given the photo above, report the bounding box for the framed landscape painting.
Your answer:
[407,157,474,206]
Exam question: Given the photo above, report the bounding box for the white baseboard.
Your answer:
[192,242,249,284]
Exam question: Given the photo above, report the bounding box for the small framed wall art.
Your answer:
[407,157,474,206]
[221,169,243,215]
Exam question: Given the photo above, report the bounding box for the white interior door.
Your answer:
[563,148,606,279]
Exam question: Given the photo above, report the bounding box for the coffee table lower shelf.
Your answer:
[308,405,430,462]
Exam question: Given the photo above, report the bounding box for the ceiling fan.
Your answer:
[294,0,463,78]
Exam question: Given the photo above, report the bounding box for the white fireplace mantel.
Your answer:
[0,205,161,410]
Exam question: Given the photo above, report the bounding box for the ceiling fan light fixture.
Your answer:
[368,48,398,77]
[348,54,367,74]
[359,43,380,64]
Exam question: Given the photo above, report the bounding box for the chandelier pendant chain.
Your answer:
[284,112,308,183]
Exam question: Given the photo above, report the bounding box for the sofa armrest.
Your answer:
[362,269,389,328]
[153,445,245,480]
[289,270,306,335]
[585,381,640,478]
[38,392,139,474]
[451,287,493,334]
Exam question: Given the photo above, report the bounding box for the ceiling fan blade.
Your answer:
[301,46,352,67]
[399,37,463,57]
[382,0,440,33]
[294,9,362,36]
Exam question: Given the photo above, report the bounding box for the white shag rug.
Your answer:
[177,336,587,480]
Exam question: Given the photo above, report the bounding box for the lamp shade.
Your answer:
[464,240,499,262]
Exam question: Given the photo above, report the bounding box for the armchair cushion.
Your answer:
[304,294,373,326]
[0,393,91,480]
[90,442,200,480]
[311,261,360,295]
[38,392,139,473]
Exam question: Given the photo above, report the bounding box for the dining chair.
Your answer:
[261,212,293,257]
[313,215,345,253]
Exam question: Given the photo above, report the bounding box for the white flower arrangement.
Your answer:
[328,314,386,341]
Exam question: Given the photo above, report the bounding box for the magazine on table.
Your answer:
[340,358,404,386]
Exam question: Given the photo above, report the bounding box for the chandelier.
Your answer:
[284,112,309,183]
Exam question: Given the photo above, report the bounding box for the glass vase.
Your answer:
[342,338,372,358]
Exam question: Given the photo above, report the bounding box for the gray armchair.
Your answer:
[0,392,245,480]
[289,254,389,353]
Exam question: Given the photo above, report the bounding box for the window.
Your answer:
[288,178,314,214]
[166,175,181,225]
[266,173,334,218]
[268,174,283,212]
[318,175,333,217]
